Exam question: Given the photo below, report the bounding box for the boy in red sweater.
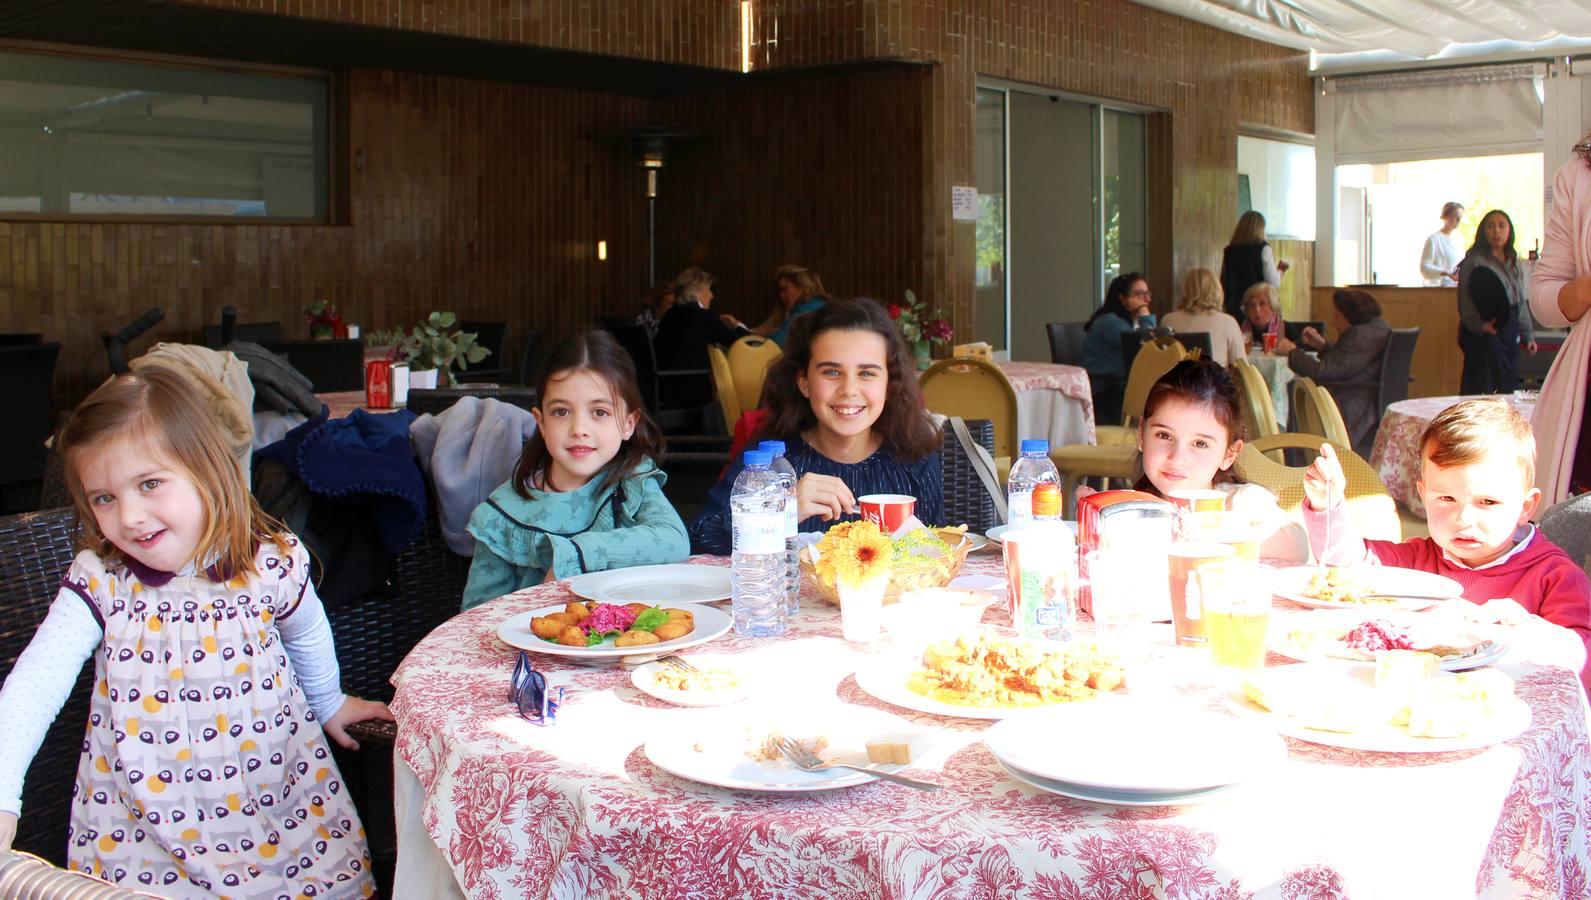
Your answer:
[1303,398,1590,687]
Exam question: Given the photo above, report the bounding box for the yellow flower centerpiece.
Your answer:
[813,521,894,642]
[802,522,973,607]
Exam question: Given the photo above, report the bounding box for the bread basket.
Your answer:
[800,528,973,605]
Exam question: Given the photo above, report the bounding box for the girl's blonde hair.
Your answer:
[59,367,290,579]
[1179,267,1225,315]
[1229,210,1267,247]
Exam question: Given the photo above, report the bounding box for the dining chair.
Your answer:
[1378,327,1420,417]
[1308,382,1353,447]
[604,323,708,433]
[920,358,1020,479]
[258,339,364,392]
[517,330,546,386]
[1232,358,1281,462]
[1232,434,1402,542]
[406,385,538,417]
[1291,377,1323,436]
[726,334,781,413]
[203,320,285,349]
[0,849,162,898]
[706,345,740,437]
[940,418,998,533]
[0,507,91,866]
[1045,322,1089,366]
[457,320,514,384]
[0,342,62,513]
[1100,337,1187,445]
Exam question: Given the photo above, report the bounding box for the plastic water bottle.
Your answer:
[1007,439,1063,528]
[759,440,801,615]
[731,450,789,636]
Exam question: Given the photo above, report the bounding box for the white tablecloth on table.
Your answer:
[1246,352,1296,427]
[390,553,1590,900]
[1370,394,1538,518]
[996,361,1096,446]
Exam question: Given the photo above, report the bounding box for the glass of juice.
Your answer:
[1200,559,1272,671]
[1166,542,1235,646]
[1182,509,1266,563]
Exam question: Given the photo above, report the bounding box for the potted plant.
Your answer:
[305,299,343,340]
[399,311,491,388]
[889,290,953,370]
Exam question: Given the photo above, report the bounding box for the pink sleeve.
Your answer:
[1300,499,1423,568]
[1531,162,1582,330]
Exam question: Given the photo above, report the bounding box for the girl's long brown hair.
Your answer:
[513,330,665,498]
[59,366,290,580]
[755,297,940,461]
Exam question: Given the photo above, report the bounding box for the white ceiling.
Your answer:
[1132,0,1591,69]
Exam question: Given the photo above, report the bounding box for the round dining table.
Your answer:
[1244,351,1296,426]
[1370,394,1538,518]
[387,552,1590,899]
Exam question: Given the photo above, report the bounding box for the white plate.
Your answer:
[986,521,1077,544]
[631,657,750,707]
[998,760,1243,807]
[1227,663,1532,753]
[643,709,919,792]
[853,647,1119,721]
[496,601,731,659]
[1272,565,1462,612]
[1270,610,1509,672]
[566,564,731,605]
[984,699,1285,794]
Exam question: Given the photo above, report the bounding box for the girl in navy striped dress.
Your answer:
[689,298,943,554]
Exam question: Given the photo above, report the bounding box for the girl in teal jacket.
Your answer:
[462,332,688,609]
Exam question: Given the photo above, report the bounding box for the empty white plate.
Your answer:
[566,564,731,605]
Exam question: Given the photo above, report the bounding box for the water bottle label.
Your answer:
[784,498,799,536]
[733,511,786,554]
[1035,605,1062,626]
[1008,490,1033,524]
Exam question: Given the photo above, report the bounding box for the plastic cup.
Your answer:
[858,494,916,533]
[1263,332,1279,354]
[1166,542,1235,646]
[1181,509,1265,562]
[1002,527,1077,642]
[1201,561,1272,671]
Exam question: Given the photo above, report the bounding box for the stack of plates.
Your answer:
[983,699,1285,806]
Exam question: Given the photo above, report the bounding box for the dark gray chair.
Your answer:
[1046,322,1089,366]
[0,342,61,513]
[1378,327,1420,416]
[456,320,513,384]
[259,338,364,392]
[202,321,284,349]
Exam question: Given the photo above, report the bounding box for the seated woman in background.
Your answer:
[1162,267,1247,365]
[1240,282,1284,349]
[689,298,944,554]
[1080,272,1156,425]
[655,266,751,407]
[753,264,830,348]
[1275,288,1391,458]
[634,280,675,338]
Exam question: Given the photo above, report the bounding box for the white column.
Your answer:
[1313,80,1336,288]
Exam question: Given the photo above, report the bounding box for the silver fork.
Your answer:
[776,737,942,792]
[658,655,703,676]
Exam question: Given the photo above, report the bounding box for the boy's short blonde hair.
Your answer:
[1419,398,1535,489]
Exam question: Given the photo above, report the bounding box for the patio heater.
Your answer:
[600,126,700,287]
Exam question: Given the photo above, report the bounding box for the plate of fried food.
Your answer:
[854,630,1127,720]
[496,600,731,659]
[1272,565,1462,612]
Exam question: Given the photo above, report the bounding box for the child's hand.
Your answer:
[1074,485,1098,504]
[797,473,857,522]
[322,696,395,751]
[1302,443,1346,511]
[0,810,15,854]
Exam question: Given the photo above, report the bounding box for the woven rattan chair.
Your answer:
[726,334,780,413]
[0,849,161,898]
[1233,434,1402,542]
[0,507,90,865]
[941,418,997,534]
[706,345,739,437]
[406,385,537,417]
[920,358,1020,478]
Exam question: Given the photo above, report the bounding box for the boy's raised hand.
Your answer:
[1302,443,1346,511]
[322,696,395,751]
[0,810,14,854]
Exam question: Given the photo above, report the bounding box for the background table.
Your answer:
[389,553,1590,899]
[997,360,1096,445]
[1370,393,1537,518]
[1245,352,1296,426]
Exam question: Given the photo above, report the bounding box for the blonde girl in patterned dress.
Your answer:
[0,366,391,898]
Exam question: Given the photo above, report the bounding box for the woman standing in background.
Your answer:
[1219,211,1288,321]
[1456,209,1536,396]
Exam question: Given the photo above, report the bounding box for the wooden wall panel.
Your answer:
[0,70,650,404]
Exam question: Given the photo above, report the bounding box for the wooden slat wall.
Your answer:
[1311,285,1462,399]
[0,70,650,403]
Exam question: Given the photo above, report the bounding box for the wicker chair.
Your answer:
[1232,434,1402,542]
[706,345,740,437]
[0,507,91,866]
[406,385,537,417]
[940,418,998,534]
[0,849,161,898]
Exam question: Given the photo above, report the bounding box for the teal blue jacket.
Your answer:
[461,460,688,609]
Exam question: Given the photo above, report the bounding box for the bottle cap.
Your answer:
[743,450,772,468]
[758,440,787,457]
[1020,439,1050,455]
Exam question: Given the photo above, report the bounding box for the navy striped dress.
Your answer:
[687,436,943,555]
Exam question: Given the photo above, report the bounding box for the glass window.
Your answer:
[975,87,1008,351]
[1102,109,1146,284]
[0,49,328,220]
[1237,135,1316,240]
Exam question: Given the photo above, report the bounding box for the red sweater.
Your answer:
[1305,503,1591,686]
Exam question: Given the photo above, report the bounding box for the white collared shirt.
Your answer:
[1439,524,1536,571]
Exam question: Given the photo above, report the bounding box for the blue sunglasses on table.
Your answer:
[509,651,564,725]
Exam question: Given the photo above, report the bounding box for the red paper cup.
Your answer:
[1263,332,1279,354]
[859,494,915,532]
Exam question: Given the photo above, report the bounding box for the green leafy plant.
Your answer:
[399,312,490,387]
